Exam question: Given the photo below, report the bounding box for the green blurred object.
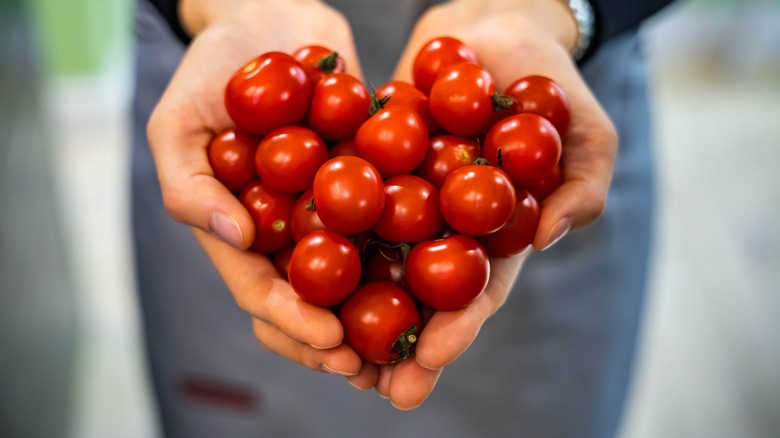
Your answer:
[28,0,132,76]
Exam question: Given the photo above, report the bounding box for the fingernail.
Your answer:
[542,217,572,251]
[208,212,244,249]
[320,364,356,377]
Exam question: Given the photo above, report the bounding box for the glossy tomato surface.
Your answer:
[412,36,479,95]
[439,164,516,236]
[239,180,296,254]
[255,126,328,193]
[288,230,361,307]
[505,75,571,137]
[291,189,326,242]
[207,129,259,192]
[340,282,420,364]
[375,80,439,135]
[354,106,428,178]
[372,175,443,243]
[522,164,563,202]
[429,63,496,137]
[415,135,480,188]
[362,244,406,284]
[312,156,385,235]
[225,52,310,136]
[308,73,370,141]
[405,235,489,311]
[292,45,345,84]
[328,140,356,159]
[482,113,562,183]
[478,189,540,257]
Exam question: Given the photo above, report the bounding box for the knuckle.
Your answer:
[160,187,187,222]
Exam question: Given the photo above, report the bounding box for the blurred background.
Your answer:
[1,0,778,436]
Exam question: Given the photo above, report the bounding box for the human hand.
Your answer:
[359,0,618,409]
[146,0,365,376]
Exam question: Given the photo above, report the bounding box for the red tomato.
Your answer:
[288,230,361,307]
[505,75,571,137]
[439,164,516,236]
[482,113,562,183]
[373,175,443,243]
[328,140,356,159]
[354,106,428,178]
[404,235,489,311]
[291,189,326,242]
[272,245,294,279]
[375,80,439,135]
[292,45,345,84]
[239,180,296,254]
[255,126,328,193]
[415,135,480,188]
[362,244,406,284]
[207,129,259,192]
[312,156,385,235]
[412,36,479,95]
[478,189,540,257]
[340,282,420,364]
[522,164,563,202]
[225,52,310,136]
[307,73,370,141]
[429,63,496,137]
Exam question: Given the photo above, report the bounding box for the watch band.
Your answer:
[562,0,595,60]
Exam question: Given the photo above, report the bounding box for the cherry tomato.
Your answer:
[225,52,310,136]
[505,75,571,137]
[272,245,294,279]
[439,164,516,236]
[373,175,443,243]
[288,230,362,307]
[207,129,259,192]
[340,282,420,364]
[308,73,370,141]
[362,244,406,284]
[328,140,356,158]
[478,189,540,257]
[291,189,326,242]
[415,135,480,188]
[313,156,385,235]
[429,63,496,137]
[522,164,563,202]
[482,113,562,183]
[255,126,328,193]
[405,235,489,311]
[412,36,479,95]
[354,106,428,177]
[292,45,345,84]
[239,180,296,254]
[375,80,439,135]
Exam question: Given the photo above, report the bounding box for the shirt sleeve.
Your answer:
[146,0,191,44]
[584,0,675,60]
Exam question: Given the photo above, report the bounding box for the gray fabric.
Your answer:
[131,2,654,437]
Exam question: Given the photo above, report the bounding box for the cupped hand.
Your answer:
[146,0,364,376]
[359,0,618,409]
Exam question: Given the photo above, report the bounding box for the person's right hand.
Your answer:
[146,0,365,377]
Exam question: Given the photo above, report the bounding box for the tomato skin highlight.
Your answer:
[288,230,362,307]
[415,135,480,189]
[412,36,479,95]
[207,129,259,193]
[405,235,490,311]
[225,52,311,136]
[373,175,444,243]
[239,180,296,254]
[429,63,496,137]
[354,106,429,178]
[313,156,385,236]
[255,126,328,193]
[478,189,540,257]
[340,282,421,364]
[439,164,516,236]
[505,75,571,137]
[308,73,370,141]
[482,113,562,183]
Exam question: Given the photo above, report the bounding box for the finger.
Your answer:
[387,359,443,410]
[375,364,393,399]
[414,254,527,370]
[195,229,344,348]
[252,319,361,376]
[346,362,379,390]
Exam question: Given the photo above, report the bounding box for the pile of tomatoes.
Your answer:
[207,37,570,365]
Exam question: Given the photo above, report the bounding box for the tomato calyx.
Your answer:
[316,51,342,75]
[368,91,392,117]
[491,93,516,112]
[305,197,316,211]
[390,324,419,363]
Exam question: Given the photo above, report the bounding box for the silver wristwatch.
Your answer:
[562,0,595,60]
